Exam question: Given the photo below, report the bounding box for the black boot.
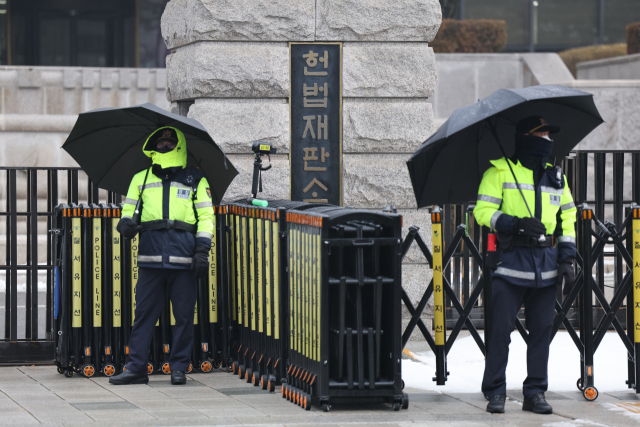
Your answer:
[171,369,186,385]
[523,392,553,414]
[109,369,148,385]
[486,394,505,413]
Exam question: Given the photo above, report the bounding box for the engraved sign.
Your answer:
[290,43,342,205]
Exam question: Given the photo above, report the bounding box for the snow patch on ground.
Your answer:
[402,331,630,393]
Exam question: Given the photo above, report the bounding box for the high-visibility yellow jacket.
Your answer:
[121,126,214,269]
[474,157,577,287]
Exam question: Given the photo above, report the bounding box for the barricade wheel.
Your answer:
[253,372,260,387]
[583,387,598,401]
[576,378,584,391]
[64,369,73,378]
[147,363,154,375]
[188,364,193,373]
[83,365,95,378]
[162,363,171,375]
[261,375,268,390]
[303,395,311,410]
[401,379,405,390]
[297,391,302,406]
[213,361,221,370]
[201,361,213,373]
[123,366,127,371]
[321,403,330,412]
[238,365,244,379]
[281,383,288,398]
[268,379,275,393]
[245,368,253,383]
[287,387,292,401]
[402,392,409,410]
[57,366,65,374]
[393,403,401,411]
[103,365,115,377]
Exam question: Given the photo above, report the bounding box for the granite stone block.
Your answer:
[222,154,290,203]
[161,0,315,48]
[188,98,290,154]
[343,99,434,153]
[343,153,415,209]
[316,0,441,42]
[166,42,289,100]
[18,69,42,88]
[343,43,436,97]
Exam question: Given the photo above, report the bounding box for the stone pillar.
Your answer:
[162,0,442,340]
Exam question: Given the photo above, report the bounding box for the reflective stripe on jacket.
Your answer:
[473,157,577,288]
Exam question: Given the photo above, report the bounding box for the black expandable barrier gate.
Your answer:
[220,201,407,411]
[400,204,640,401]
[52,203,225,377]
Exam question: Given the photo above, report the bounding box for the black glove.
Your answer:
[515,217,546,238]
[190,245,209,279]
[557,260,575,295]
[116,217,142,239]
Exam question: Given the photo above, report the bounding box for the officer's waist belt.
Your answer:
[141,220,197,234]
[512,235,554,248]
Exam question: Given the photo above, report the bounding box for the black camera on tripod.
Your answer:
[252,141,277,155]
[250,141,275,199]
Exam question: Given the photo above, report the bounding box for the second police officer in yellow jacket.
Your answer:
[474,117,577,415]
[109,127,214,386]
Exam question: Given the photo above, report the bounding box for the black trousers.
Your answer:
[482,277,557,398]
[126,267,197,375]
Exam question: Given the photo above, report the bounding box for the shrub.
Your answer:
[431,19,507,53]
[558,43,627,77]
[627,21,640,54]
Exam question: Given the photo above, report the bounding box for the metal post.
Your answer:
[581,206,598,400]
[595,153,606,295]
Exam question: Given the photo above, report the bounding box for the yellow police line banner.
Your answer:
[634,215,640,343]
[112,219,122,328]
[72,218,82,328]
[131,234,138,325]
[93,218,102,327]
[432,222,445,346]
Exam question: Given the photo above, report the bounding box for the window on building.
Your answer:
[604,0,640,44]
[535,0,599,49]
[465,0,530,48]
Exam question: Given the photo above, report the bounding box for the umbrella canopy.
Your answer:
[406,85,604,208]
[62,103,238,205]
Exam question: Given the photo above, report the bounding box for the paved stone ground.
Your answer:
[1,366,640,426]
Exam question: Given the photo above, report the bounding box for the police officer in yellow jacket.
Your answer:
[109,127,214,386]
[474,117,576,414]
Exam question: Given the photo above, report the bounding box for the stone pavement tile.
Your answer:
[605,391,640,400]
[338,424,403,427]
[408,393,459,404]
[414,401,486,415]
[0,401,30,414]
[156,388,230,399]
[126,398,191,410]
[250,404,325,416]
[232,415,328,425]
[145,409,210,419]
[39,381,103,391]
[147,379,207,388]
[17,402,81,413]
[177,397,250,409]
[216,386,273,396]
[31,412,94,424]
[199,406,267,417]
[53,390,123,402]
[0,413,40,425]
[228,393,290,405]
[71,401,137,411]
[0,367,30,378]
[9,393,66,404]
[102,387,174,401]
[84,408,156,421]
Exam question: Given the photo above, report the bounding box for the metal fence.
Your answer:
[0,167,120,364]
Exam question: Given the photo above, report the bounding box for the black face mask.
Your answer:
[514,134,554,170]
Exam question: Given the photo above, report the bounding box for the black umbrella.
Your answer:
[407,85,604,208]
[62,103,238,205]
